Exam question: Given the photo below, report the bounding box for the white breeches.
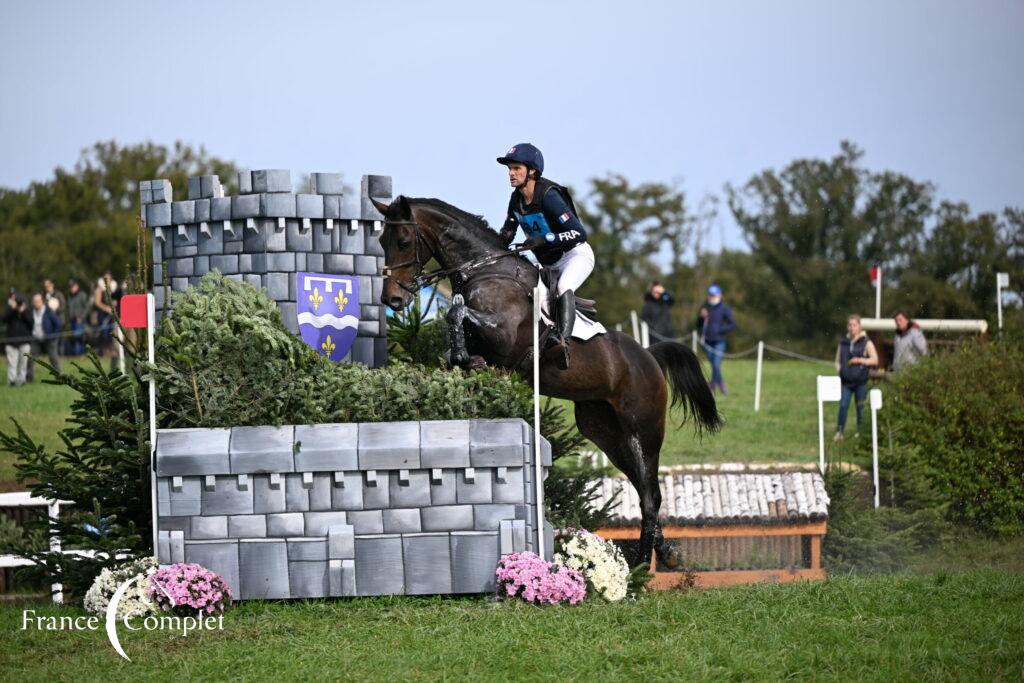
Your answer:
[549,243,594,295]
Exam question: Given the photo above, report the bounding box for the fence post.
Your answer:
[48,501,62,604]
[870,389,883,509]
[116,326,126,374]
[630,310,640,343]
[753,341,764,412]
[147,293,158,559]
[816,376,841,474]
[997,272,1009,331]
[640,320,650,348]
[532,286,546,560]
[691,330,698,352]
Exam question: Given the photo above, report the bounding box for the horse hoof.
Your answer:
[468,355,488,369]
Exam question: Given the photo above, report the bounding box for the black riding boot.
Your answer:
[556,290,575,368]
[557,290,576,339]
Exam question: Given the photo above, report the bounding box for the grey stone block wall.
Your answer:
[155,418,552,599]
[141,169,392,368]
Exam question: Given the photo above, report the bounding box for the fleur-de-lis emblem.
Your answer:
[309,287,323,312]
[334,291,348,312]
[321,335,336,356]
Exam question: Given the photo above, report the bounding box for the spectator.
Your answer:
[696,284,736,395]
[66,278,90,356]
[640,281,676,341]
[29,292,63,377]
[892,311,928,372]
[43,278,68,355]
[93,271,118,359]
[3,292,33,386]
[834,314,878,440]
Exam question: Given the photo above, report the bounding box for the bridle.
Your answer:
[380,217,533,296]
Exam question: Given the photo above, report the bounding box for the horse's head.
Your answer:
[374,195,424,311]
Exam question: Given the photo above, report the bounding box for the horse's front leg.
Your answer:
[445,295,472,367]
[445,296,517,369]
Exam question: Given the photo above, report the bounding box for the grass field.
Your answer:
[1,571,1021,681]
[0,361,79,491]
[0,357,837,489]
[2,357,1022,680]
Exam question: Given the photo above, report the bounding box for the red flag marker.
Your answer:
[869,266,879,284]
[120,294,149,329]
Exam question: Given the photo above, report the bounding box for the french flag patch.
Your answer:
[558,212,571,224]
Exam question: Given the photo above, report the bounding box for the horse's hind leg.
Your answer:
[574,400,665,568]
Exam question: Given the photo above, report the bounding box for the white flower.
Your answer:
[83,556,159,619]
[553,530,629,602]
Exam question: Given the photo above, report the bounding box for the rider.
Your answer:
[496,143,594,348]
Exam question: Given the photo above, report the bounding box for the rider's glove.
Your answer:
[522,235,549,251]
[499,226,516,246]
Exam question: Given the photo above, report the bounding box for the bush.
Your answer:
[822,466,949,574]
[154,273,535,427]
[0,355,151,601]
[887,339,1024,536]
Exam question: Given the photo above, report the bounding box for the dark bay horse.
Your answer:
[372,196,721,565]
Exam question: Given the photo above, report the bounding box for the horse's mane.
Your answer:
[407,197,508,250]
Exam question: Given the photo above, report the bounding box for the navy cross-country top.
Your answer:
[502,177,588,266]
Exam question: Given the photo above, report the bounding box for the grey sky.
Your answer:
[1,0,1021,256]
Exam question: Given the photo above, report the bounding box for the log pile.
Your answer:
[595,472,829,527]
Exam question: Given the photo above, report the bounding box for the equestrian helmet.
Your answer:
[497,143,544,176]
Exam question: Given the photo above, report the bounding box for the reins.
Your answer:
[381,217,534,295]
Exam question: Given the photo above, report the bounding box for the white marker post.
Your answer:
[691,330,698,352]
[816,376,841,474]
[997,272,1009,331]
[532,287,546,560]
[146,294,157,555]
[630,310,640,343]
[119,293,158,556]
[640,320,650,348]
[116,326,126,374]
[753,340,764,412]
[872,266,882,319]
[869,388,883,509]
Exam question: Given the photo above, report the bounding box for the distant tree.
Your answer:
[909,202,1023,315]
[0,141,238,297]
[727,142,932,344]
[575,174,700,327]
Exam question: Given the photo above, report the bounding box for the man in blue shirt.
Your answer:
[496,143,593,351]
[696,284,736,395]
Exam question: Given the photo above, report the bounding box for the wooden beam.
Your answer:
[595,522,827,540]
[810,535,821,570]
[648,568,827,591]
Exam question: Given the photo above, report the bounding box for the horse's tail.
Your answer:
[647,341,722,435]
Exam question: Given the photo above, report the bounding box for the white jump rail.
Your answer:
[0,491,74,602]
[859,318,988,334]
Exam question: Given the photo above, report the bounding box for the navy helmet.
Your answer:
[497,143,544,176]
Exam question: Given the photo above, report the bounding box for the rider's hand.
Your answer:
[522,235,549,250]
[499,226,516,245]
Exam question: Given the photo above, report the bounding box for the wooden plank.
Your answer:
[595,523,827,540]
[647,568,827,591]
[810,535,822,569]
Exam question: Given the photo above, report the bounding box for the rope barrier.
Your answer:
[763,344,835,366]
[0,327,96,345]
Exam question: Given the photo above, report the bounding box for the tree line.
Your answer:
[1,140,1020,353]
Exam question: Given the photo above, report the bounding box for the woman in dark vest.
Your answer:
[834,314,878,440]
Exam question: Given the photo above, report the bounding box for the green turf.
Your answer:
[558,358,836,467]
[1,571,1021,681]
[0,360,81,491]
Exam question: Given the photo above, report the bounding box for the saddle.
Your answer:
[539,270,598,317]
